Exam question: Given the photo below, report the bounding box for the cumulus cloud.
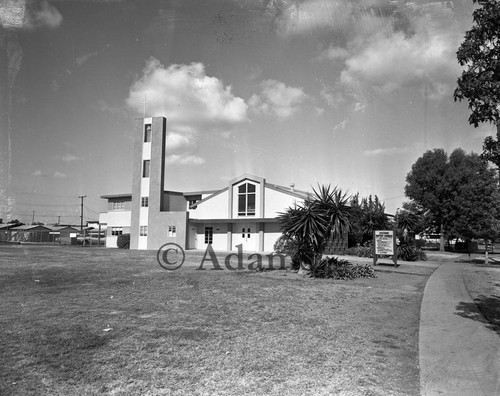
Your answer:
[317,46,350,62]
[340,27,461,96]
[127,58,250,167]
[320,83,346,108]
[364,147,410,157]
[167,132,193,152]
[59,154,79,162]
[165,154,205,167]
[279,1,465,100]
[127,58,248,128]
[53,171,67,179]
[272,0,351,37]
[32,169,68,178]
[249,79,309,118]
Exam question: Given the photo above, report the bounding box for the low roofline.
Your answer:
[101,190,220,200]
[100,193,132,199]
[190,217,279,224]
[183,190,220,197]
[10,225,52,230]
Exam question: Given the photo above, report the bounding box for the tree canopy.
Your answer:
[454,0,500,127]
[349,194,391,247]
[405,149,449,238]
[454,0,500,169]
[405,148,500,249]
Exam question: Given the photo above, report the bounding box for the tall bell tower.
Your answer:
[130,117,166,249]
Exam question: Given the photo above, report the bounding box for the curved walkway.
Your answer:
[419,260,500,395]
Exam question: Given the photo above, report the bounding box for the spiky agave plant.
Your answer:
[277,185,351,274]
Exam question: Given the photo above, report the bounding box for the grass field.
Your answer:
[0,245,436,395]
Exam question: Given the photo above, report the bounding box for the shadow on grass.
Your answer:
[455,295,500,336]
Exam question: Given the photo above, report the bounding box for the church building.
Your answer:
[99,117,309,252]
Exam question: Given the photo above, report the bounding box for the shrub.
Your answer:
[397,242,427,261]
[345,246,373,258]
[310,256,377,280]
[346,243,427,262]
[117,234,130,249]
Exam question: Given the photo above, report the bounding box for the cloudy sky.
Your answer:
[0,0,494,225]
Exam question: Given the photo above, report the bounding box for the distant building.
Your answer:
[47,225,79,244]
[8,225,52,243]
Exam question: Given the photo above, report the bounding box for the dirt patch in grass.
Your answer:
[0,245,433,395]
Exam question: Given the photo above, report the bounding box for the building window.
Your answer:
[143,160,150,178]
[111,227,123,236]
[238,183,256,216]
[144,124,152,142]
[140,226,148,236]
[204,227,213,244]
[189,199,198,209]
[141,197,149,207]
[112,201,125,210]
[168,225,176,237]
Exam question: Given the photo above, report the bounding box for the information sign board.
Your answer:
[375,230,394,255]
[373,230,398,266]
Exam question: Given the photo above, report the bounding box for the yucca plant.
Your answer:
[277,185,351,275]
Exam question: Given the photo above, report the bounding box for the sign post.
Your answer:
[373,230,398,267]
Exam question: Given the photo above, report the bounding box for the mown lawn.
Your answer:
[0,245,434,395]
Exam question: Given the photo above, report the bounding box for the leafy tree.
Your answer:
[406,148,500,251]
[454,0,500,169]
[7,219,24,226]
[405,149,449,251]
[277,185,351,274]
[395,201,434,248]
[443,149,500,242]
[349,194,391,247]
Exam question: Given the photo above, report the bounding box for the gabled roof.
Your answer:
[265,183,309,199]
[10,225,51,231]
[47,226,79,232]
[189,174,308,209]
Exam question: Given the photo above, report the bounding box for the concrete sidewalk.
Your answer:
[419,261,500,395]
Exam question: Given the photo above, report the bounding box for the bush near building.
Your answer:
[116,234,130,249]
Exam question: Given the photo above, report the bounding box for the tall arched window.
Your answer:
[238,183,256,216]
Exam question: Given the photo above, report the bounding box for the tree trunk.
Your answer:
[439,221,445,252]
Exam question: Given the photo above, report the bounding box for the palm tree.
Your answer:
[395,209,419,242]
[278,185,351,273]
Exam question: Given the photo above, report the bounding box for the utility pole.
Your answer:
[78,195,86,231]
[32,210,35,224]
[424,84,428,150]
[57,215,61,225]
